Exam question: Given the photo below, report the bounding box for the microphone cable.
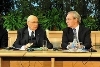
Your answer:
[72,61,78,67]
[38,61,43,67]
[20,51,31,67]
[82,47,92,66]
[72,48,92,67]
[34,61,43,67]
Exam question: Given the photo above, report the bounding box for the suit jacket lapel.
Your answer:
[78,25,83,41]
[68,28,74,41]
[23,29,29,43]
[35,30,39,43]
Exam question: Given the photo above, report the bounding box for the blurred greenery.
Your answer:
[2,11,26,30]
[0,0,100,31]
[82,16,98,31]
[38,8,66,30]
[2,7,67,31]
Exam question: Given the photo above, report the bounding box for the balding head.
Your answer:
[27,15,38,31]
[27,15,38,22]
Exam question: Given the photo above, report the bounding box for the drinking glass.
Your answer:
[42,40,48,51]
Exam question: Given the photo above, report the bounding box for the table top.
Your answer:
[0,49,100,57]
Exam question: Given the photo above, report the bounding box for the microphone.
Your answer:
[27,47,34,51]
[89,47,97,52]
[26,43,34,51]
[6,47,15,50]
[6,46,20,50]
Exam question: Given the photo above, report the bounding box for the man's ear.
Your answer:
[74,18,77,23]
[27,22,28,25]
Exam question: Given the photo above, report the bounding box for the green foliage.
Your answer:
[2,0,100,31]
[38,8,66,30]
[2,11,26,30]
[82,16,98,31]
[2,7,66,31]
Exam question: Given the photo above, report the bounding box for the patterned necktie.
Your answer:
[73,28,79,43]
[73,28,77,39]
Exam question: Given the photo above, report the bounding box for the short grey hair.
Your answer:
[27,15,38,22]
[68,11,81,23]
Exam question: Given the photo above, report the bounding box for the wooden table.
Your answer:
[0,49,100,67]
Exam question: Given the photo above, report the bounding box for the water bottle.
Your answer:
[72,38,77,49]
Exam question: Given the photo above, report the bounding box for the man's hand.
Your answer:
[24,43,33,49]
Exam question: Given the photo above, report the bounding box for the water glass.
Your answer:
[42,40,48,51]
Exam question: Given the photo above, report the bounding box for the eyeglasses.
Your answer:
[29,21,38,24]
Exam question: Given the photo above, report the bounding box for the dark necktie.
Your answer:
[31,31,35,39]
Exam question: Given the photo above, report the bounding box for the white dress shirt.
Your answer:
[28,27,35,37]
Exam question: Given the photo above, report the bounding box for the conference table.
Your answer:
[0,49,100,67]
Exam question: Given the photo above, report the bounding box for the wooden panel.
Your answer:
[55,61,63,67]
[10,61,44,67]
[91,33,96,48]
[9,61,100,67]
[1,50,100,67]
[2,57,51,67]
[8,31,17,47]
[24,61,61,67]
[95,33,100,45]
[48,31,63,38]
[91,31,100,46]
[63,61,100,67]
[0,57,10,67]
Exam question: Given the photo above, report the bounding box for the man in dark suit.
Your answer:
[13,15,53,50]
[61,11,92,49]
[0,25,8,48]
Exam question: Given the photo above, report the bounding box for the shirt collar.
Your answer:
[28,27,35,32]
[72,25,79,33]
[28,27,35,36]
[75,25,79,31]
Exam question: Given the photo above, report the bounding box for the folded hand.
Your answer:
[25,43,33,49]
